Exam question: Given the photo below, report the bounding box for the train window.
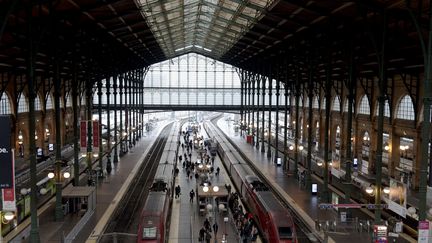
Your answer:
[278,227,293,239]
[142,227,157,239]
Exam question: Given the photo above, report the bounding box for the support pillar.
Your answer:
[267,70,272,158]
[113,75,119,163]
[53,49,63,221]
[106,76,112,174]
[294,69,300,176]
[374,11,388,223]
[283,59,289,171]
[306,63,314,189]
[128,71,135,148]
[119,74,124,155]
[240,71,244,136]
[275,69,280,164]
[261,74,266,153]
[86,81,93,181]
[26,8,41,240]
[247,73,251,135]
[418,0,432,220]
[251,74,255,138]
[72,61,80,186]
[97,79,103,172]
[255,75,260,148]
[322,59,332,203]
[344,45,355,204]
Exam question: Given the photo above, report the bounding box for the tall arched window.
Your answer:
[17,94,28,113]
[396,95,415,120]
[312,97,319,109]
[46,95,53,110]
[375,100,390,117]
[35,94,42,111]
[0,94,12,114]
[358,95,370,115]
[66,95,72,107]
[321,97,326,110]
[332,96,341,111]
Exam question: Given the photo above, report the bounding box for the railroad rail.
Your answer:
[204,118,318,243]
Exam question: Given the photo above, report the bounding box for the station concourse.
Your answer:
[1,1,432,243]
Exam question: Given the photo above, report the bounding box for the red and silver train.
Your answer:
[206,122,298,243]
[137,123,180,243]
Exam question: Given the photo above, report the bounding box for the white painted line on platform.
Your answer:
[168,176,181,243]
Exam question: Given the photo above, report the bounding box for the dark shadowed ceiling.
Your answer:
[0,0,429,81]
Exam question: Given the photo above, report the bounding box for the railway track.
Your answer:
[104,123,173,234]
[208,117,316,243]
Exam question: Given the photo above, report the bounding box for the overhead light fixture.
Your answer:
[365,186,374,194]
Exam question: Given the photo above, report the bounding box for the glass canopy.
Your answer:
[136,0,274,59]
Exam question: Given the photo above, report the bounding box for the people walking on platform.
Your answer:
[190,189,195,203]
[216,167,220,176]
[175,185,181,198]
[199,227,206,242]
[205,231,212,243]
[212,222,218,235]
[204,218,211,231]
[225,184,232,194]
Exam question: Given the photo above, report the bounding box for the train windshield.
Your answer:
[278,227,293,239]
[142,227,157,239]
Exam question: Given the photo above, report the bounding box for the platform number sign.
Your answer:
[0,116,13,188]
[373,225,388,243]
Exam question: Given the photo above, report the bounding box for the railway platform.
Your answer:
[5,121,171,243]
[168,123,247,243]
[216,119,416,243]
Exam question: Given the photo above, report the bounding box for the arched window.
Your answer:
[396,95,415,120]
[312,97,319,109]
[0,94,12,114]
[358,95,370,115]
[46,95,53,110]
[332,96,341,111]
[66,95,72,107]
[321,97,326,110]
[35,94,42,111]
[18,94,28,113]
[375,100,390,117]
[299,96,303,107]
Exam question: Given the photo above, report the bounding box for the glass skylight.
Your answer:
[136,0,274,58]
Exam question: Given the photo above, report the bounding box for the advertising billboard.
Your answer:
[0,116,13,188]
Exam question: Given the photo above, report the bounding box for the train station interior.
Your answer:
[1,0,432,242]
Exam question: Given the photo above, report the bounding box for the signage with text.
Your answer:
[418,221,430,243]
[373,225,388,243]
[2,150,16,211]
[0,116,13,188]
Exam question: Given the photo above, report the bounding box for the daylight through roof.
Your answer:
[136,0,275,59]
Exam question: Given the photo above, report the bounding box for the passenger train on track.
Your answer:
[137,123,180,243]
[205,121,298,243]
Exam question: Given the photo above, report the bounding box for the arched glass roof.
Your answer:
[137,0,274,59]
